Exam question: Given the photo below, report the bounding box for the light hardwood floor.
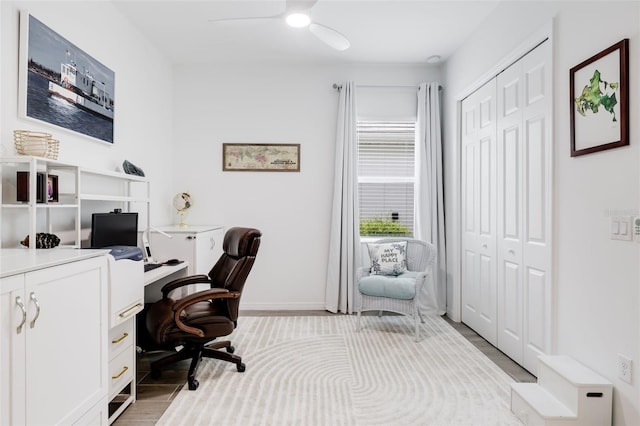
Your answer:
[112,311,536,425]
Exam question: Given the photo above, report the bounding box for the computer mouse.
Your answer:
[165,258,181,265]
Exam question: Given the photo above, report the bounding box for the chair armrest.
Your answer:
[356,266,371,282]
[413,271,428,292]
[172,288,241,337]
[161,274,211,298]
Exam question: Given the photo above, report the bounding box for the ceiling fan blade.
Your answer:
[209,14,282,24]
[285,0,319,13]
[309,23,350,51]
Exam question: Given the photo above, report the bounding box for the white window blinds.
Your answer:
[357,121,416,236]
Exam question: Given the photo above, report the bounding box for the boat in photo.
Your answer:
[47,51,114,121]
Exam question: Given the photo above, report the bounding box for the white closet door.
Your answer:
[496,40,551,373]
[520,41,552,373]
[461,79,498,345]
[496,55,525,364]
[461,39,551,375]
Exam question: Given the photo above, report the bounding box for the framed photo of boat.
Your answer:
[18,12,115,144]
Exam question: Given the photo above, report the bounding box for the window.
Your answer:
[357,120,416,236]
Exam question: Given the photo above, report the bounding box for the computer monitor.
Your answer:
[90,212,138,248]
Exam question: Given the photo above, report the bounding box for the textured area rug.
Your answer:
[157,315,522,425]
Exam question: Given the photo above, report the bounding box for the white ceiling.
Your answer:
[111,0,501,65]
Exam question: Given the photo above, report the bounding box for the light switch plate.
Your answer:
[634,217,640,242]
[611,216,632,241]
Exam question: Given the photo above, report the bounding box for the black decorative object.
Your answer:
[21,232,61,248]
[123,160,145,177]
[16,171,46,203]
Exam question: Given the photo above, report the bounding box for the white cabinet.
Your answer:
[1,253,109,425]
[149,225,224,275]
[149,225,224,294]
[0,155,150,249]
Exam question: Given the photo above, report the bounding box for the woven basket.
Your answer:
[14,130,60,160]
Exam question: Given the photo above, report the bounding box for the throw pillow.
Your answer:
[368,241,408,276]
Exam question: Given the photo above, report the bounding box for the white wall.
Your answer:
[170,63,439,309]
[0,1,175,241]
[443,2,639,424]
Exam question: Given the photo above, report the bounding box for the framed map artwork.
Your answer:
[222,143,300,172]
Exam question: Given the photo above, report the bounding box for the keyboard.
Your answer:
[144,263,162,273]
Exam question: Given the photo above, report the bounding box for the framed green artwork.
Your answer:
[570,39,629,157]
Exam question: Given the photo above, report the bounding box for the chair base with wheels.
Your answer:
[150,340,245,390]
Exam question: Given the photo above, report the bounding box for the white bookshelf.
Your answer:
[0,155,150,249]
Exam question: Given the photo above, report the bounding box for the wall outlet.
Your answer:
[618,354,632,384]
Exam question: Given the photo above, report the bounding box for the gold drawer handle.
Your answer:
[119,303,142,319]
[112,366,129,380]
[111,332,129,344]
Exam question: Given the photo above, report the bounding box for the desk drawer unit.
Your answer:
[109,319,134,361]
[109,344,134,400]
[107,256,143,328]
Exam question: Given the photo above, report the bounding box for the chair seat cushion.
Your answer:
[146,299,235,345]
[358,271,419,300]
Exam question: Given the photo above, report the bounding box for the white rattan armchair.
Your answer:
[356,238,437,341]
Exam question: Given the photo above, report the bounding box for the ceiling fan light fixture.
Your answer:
[286,13,311,28]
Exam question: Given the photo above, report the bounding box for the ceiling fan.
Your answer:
[209,0,350,51]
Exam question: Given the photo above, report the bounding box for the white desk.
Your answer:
[143,262,189,303]
[137,262,190,355]
[144,262,188,286]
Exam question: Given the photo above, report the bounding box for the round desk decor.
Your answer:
[173,192,192,227]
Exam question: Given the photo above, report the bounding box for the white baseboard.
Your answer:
[240,302,326,311]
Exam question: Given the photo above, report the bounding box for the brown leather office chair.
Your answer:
[145,227,261,390]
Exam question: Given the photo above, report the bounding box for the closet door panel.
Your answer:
[461,94,480,330]
[502,126,521,240]
[526,61,546,106]
[525,116,546,243]
[525,267,547,357]
[479,254,494,323]
[497,57,524,363]
[463,143,476,234]
[461,79,497,345]
[502,77,521,118]
[521,40,552,374]
[477,131,497,343]
[499,260,523,361]
[480,137,493,235]
[462,249,478,316]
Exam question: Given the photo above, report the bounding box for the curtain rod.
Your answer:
[332,83,442,91]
